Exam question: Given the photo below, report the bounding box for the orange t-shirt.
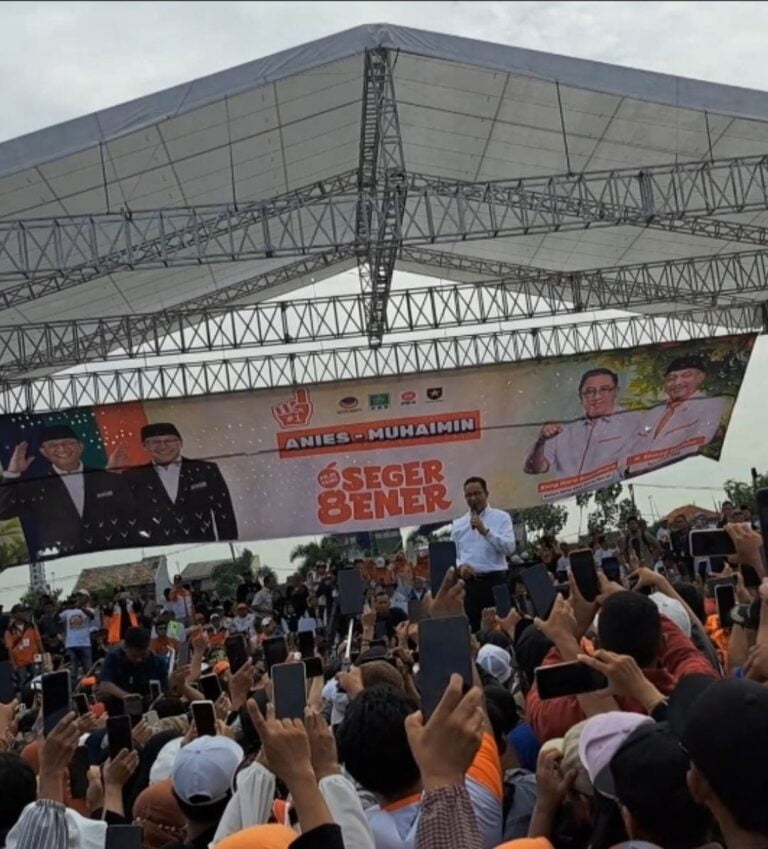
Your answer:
[5,624,43,667]
[150,635,180,657]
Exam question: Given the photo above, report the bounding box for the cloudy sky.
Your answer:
[0,1,767,605]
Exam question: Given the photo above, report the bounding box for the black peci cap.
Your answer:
[39,424,79,443]
[141,422,181,441]
[665,356,708,375]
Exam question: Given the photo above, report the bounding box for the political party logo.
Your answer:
[369,393,390,411]
[271,388,313,428]
[338,396,360,413]
[426,387,443,401]
[400,390,417,406]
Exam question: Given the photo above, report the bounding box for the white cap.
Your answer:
[649,592,691,637]
[477,643,512,684]
[171,736,243,804]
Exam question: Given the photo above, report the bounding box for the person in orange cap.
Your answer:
[215,824,297,849]
[132,779,186,849]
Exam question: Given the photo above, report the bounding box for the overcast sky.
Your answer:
[1,1,767,605]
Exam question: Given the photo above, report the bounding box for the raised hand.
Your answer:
[106,442,129,472]
[7,442,33,475]
[539,423,563,441]
[428,567,466,619]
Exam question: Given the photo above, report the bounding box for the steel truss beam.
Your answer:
[4,153,768,305]
[0,304,756,415]
[356,48,407,345]
[2,246,768,377]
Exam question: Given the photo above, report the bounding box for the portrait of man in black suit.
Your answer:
[0,425,141,558]
[120,422,238,544]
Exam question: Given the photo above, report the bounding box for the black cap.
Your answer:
[680,678,768,830]
[611,722,711,842]
[141,422,181,441]
[666,673,717,739]
[39,424,79,443]
[10,604,27,614]
[665,356,708,375]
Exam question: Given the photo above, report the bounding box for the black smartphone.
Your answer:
[263,636,289,674]
[601,556,621,583]
[106,715,133,760]
[418,616,472,720]
[689,529,736,558]
[520,563,557,619]
[199,673,223,702]
[297,630,315,659]
[569,550,599,602]
[628,573,652,595]
[741,563,762,589]
[0,661,15,704]
[428,541,457,596]
[69,745,90,799]
[303,657,324,679]
[191,700,217,737]
[105,824,143,849]
[225,635,249,674]
[715,583,737,629]
[178,639,190,667]
[492,584,512,619]
[42,670,71,736]
[408,598,424,625]
[75,693,90,717]
[534,661,608,700]
[337,569,365,617]
[757,488,768,566]
[149,679,162,702]
[272,662,307,720]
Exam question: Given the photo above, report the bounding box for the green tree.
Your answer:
[290,536,345,578]
[514,504,568,539]
[405,526,451,548]
[212,548,257,599]
[0,519,29,569]
[20,585,62,611]
[724,472,768,512]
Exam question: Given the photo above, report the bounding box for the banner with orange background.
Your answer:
[0,333,755,565]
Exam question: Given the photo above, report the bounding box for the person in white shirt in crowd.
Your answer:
[230,603,256,636]
[555,542,571,581]
[58,590,96,679]
[451,476,516,631]
[523,368,639,483]
[593,533,620,567]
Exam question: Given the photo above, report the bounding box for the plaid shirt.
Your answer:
[415,785,482,849]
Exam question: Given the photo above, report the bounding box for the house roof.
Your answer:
[180,559,225,582]
[666,504,719,523]
[74,556,162,593]
[2,22,768,375]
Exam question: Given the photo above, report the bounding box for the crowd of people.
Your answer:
[0,476,764,849]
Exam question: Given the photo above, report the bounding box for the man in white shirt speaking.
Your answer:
[451,476,516,631]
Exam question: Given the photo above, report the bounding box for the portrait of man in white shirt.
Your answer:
[451,476,516,631]
[627,355,725,475]
[523,368,639,483]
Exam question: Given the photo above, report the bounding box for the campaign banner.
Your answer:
[0,333,755,566]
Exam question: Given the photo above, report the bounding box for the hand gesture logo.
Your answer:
[271,388,313,429]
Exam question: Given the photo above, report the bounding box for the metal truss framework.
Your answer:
[2,246,768,377]
[0,304,759,415]
[356,48,407,344]
[6,152,768,304]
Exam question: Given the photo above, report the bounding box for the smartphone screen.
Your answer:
[297,630,315,659]
[199,673,223,702]
[149,680,162,702]
[428,541,457,596]
[757,488,768,566]
[570,550,599,602]
[75,693,90,717]
[337,569,365,617]
[105,824,143,849]
[178,640,190,667]
[534,662,608,700]
[601,557,621,582]
[520,563,557,619]
[106,715,133,760]
[689,529,736,558]
[492,584,512,618]
[303,657,324,679]
[418,616,472,720]
[408,598,424,625]
[715,583,737,628]
[628,573,652,595]
[0,661,15,704]
[263,636,289,674]
[191,700,217,737]
[225,635,248,674]
[272,662,307,720]
[741,563,761,589]
[42,670,71,736]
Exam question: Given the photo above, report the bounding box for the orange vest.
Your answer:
[107,608,139,644]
